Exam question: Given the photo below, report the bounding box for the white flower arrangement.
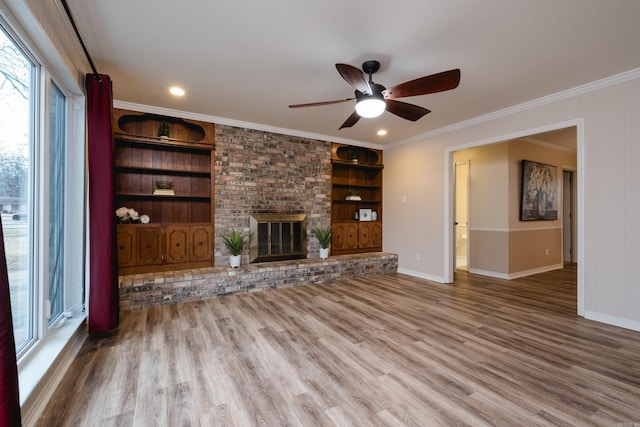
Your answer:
[115,206,140,223]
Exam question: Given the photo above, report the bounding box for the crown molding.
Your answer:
[387,67,640,149]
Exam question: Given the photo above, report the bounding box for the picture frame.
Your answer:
[520,160,558,221]
[359,208,372,221]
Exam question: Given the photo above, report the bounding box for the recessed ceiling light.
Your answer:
[377,129,387,136]
[169,86,185,96]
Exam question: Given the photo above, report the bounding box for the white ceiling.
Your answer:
[67,0,640,146]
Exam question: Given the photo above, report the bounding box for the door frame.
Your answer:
[443,118,585,316]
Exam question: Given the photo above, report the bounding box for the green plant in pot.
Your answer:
[158,120,170,138]
[311,227,331,259]
[221,229,248,267]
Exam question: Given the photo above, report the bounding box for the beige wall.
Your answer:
[509,229,562,273]
[455,142,509,229]
[384,72,640,330]
[451,139,575,277]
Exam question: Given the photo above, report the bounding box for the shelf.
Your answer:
[332,160,383,169]
[116,193,211,201]
[332,220,382,224]
[332,182,381,189]
[332,199,380,204]
[115,134,213,151]
[115,166,210,177]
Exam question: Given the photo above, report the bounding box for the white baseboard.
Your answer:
[397,268,445,283]
[505,263,564,279]
[466,268,510,280]
[468,263,564,280]
[584,311,640,333]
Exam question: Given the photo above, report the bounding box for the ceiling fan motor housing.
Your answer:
[362,60,381,75]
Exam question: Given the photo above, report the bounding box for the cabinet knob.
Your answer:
[198,242,204,246]
[176,243,181,247]
[119,245,124,250]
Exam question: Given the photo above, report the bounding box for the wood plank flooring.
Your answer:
[36,264,640,426]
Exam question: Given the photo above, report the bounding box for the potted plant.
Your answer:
[221,229,248,267]
[311,227,331,259]
[158,120,170,139]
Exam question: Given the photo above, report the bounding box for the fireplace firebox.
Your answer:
[249,213,307,263]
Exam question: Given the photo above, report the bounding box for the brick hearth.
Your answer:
[119,252,398,311]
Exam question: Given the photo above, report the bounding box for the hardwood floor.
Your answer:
[36,264,640,426]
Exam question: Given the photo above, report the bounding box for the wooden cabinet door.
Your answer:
[333,223,358,250]
[116,225,136,267]
[332,223,345,250]
[344,223,358,249]
[190,225,213,262]
[166,225,190,264]
[136,226,163,266]
[359,223,372,248]
[371,222,382,248]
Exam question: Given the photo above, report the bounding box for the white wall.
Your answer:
[383,70,640,331]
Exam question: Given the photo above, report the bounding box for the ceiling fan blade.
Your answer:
[382,69,461,99]
[336,63,371,94]
[289,98,355,108]
[384,99,431,121]
[339,111,361,129]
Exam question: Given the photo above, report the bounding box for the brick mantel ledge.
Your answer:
[119,252,398,311]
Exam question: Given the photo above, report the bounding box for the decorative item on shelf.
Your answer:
[354,211,359,220]
[371,211,377,221]
[140,214,150,224]
[153,180,175,196]
[311,227,332,259]
[359,208,372,221]
[115,206,140,224]
[351,148,359,164]
[221,229,249,268]
[345,191,361,201]
[158,120,170,139]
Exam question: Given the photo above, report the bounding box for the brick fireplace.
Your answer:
[214,125,331,266]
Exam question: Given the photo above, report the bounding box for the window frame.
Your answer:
[0,11,87,364]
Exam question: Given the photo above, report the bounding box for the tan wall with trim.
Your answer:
[452,137,576,276]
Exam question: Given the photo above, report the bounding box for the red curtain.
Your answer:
[86,74,119,333]
[0,218,22,426]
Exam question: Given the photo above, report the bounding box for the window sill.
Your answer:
[18,312,87,427]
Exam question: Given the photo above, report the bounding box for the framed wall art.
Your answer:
[359,208,372,221]
[520,160,558,221]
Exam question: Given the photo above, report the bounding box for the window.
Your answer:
[0,25,35,352]
[48,82,66,325]
[0,14,83,361]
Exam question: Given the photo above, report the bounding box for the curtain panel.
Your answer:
[0,219,22,426]
[86,74,119,333]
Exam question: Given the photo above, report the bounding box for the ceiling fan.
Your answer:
[289,60,461,129]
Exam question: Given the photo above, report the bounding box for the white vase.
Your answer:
[230,254,241,268]
[320,248,329,259]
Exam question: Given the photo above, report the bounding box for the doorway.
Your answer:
[454,161,469,271]
[445,122,582,315]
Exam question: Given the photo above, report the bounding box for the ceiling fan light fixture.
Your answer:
[355,97,386,118]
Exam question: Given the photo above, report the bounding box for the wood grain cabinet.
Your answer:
[117,224,213,274]
[331,222,358,251]
[113,108,215,274]
[330,143,383,255]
